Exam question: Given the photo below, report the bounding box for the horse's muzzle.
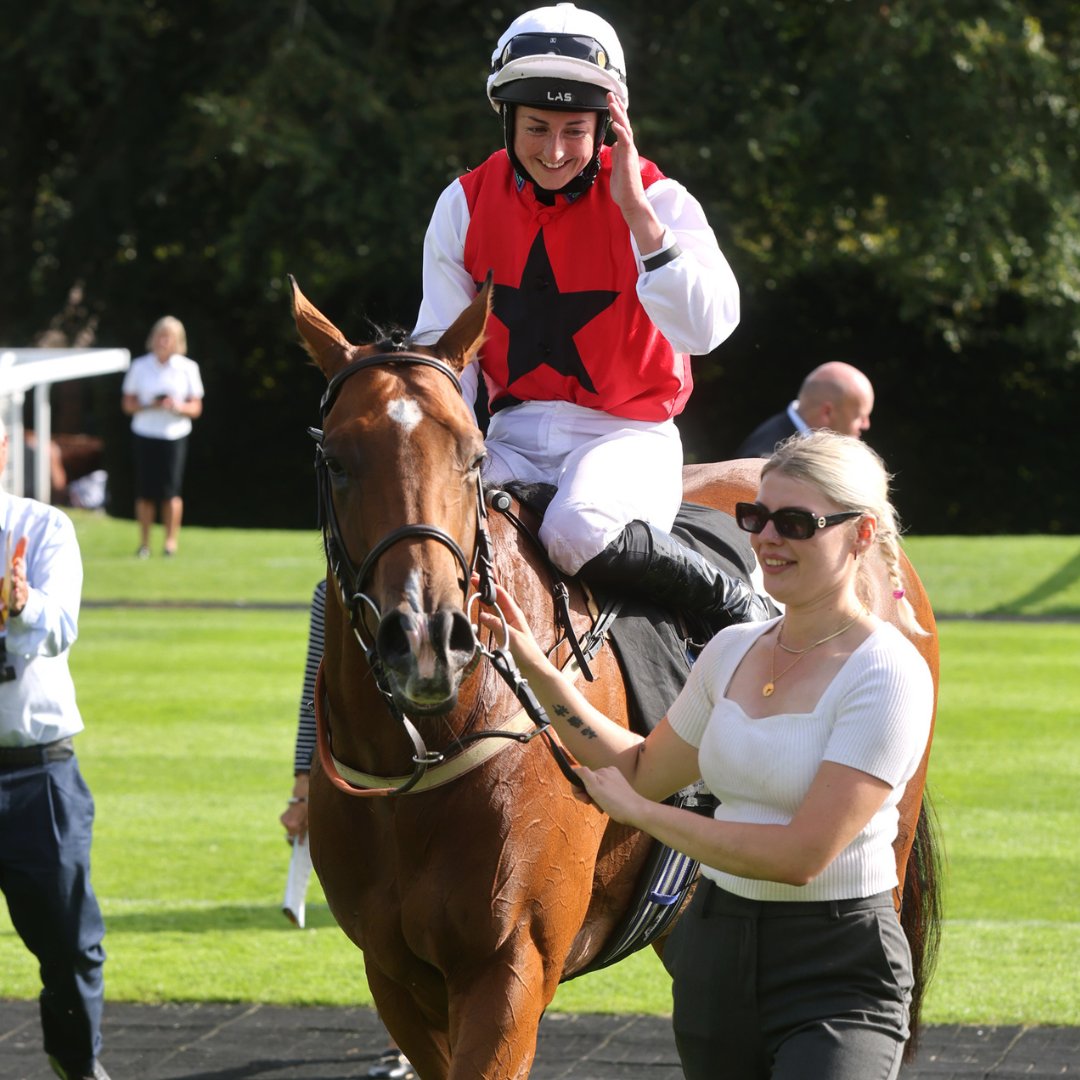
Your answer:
[376,606,478,713]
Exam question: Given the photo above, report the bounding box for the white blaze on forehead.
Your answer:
[387,396,423,434]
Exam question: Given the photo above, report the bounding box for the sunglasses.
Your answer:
[735,501,863,541]
[495,33,620,75]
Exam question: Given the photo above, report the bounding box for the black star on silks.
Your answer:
[488,230,618,395]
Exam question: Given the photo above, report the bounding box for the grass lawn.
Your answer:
[1,513,1078,1023]
[904,534,1080,619]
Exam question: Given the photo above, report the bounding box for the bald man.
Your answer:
[734,361,874,458]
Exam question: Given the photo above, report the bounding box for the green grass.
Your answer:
[904,534,1080,618]
[73,510,326,604]
[917,620,1080,1024]
[1,513,1078,1023]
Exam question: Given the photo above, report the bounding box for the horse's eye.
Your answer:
[324,456,346,478]
[468,451,486,476]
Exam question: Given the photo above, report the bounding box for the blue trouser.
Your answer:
[663,879,912,1080]
[0,754,106,1071]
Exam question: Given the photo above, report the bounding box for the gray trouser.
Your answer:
[662,880,912,1080]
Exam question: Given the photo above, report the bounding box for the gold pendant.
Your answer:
[762,682,775,697]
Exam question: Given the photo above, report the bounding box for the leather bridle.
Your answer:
[308,346,584,796]
[309,349,493,654]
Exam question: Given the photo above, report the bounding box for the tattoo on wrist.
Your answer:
[567,715,597,739]
[553,703,597,738]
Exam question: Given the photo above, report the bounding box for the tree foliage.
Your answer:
[1,1,1076,532]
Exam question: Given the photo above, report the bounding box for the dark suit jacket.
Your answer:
[734,411,799,458]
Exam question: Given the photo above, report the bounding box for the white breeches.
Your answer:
[483,401,683,575]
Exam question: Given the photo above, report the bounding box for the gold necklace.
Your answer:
[761,610,865,697]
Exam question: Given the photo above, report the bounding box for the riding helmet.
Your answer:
[487,3,629,195]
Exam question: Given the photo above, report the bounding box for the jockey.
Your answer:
[413,3,772,627]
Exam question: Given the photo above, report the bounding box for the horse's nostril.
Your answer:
[376,611,413,669]
[377,608,474,671]
[447,609,478,657]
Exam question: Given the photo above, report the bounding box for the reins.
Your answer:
[310,347,589,796]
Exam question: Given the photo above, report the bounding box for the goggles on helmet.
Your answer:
[493,32,624,81]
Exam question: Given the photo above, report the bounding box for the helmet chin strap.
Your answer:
[502,104,610,201]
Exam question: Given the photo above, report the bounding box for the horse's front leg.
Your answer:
[368,966,451,1080]
[444,942,558,1080]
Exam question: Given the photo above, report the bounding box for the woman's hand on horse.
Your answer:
[574,764,649,826]
[473,577,549,674]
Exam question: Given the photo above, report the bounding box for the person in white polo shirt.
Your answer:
[120,316,204,558]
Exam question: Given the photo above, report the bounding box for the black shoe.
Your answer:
[48,1057,111,1080]
[367,1048,415,1078]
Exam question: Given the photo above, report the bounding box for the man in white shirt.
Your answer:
[0,418,111,1080]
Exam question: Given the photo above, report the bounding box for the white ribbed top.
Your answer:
[667,618,933,901]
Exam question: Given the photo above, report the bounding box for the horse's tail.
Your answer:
[900,789,944,1061]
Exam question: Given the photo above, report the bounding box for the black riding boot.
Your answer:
[579,520,776,628]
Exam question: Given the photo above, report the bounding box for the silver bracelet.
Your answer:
[287,797,307,804]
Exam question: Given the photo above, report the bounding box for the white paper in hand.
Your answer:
[283,834,313,928]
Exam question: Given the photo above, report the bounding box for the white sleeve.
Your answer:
[667,624,755,746]
[636,178,740,356]
[412,181,476,347]
[121,358,144,399]
[8,511,81,658]
[458,360,480,414]
[823,631,934,787]
[186,359,205,400]
[665,641,722,748]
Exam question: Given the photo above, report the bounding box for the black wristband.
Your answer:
[643,243,683,272]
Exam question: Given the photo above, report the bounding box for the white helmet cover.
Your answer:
[487,3,629,113]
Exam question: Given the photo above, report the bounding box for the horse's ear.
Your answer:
[433,273,494,374]
[289,274,354,378]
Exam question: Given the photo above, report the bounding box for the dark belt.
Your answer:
[0,736,75,768]
[701,878,895,919]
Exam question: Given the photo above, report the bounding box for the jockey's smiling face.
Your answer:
[513,108,599,191]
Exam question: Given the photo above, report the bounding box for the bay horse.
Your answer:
[291,277,941,1080]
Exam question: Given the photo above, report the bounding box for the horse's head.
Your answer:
[291,275,494,716]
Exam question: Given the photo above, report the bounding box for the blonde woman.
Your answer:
[121,316,204,557]
[480,430,938,1079]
